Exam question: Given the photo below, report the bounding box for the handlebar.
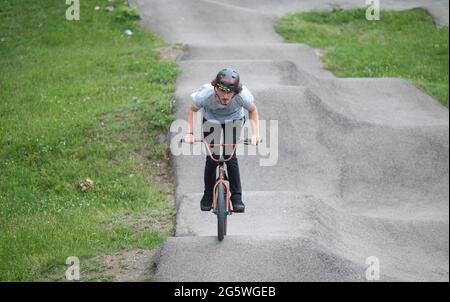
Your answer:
[180,138,262,162]
[180,138,260,145]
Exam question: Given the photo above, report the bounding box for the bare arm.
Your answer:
[185,105,199,143]
[248,105,260,144]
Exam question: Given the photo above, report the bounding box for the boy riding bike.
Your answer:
[184,68,260,213]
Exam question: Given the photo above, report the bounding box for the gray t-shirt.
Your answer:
[190,83,255,124]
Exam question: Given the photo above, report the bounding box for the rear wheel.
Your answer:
[216,184,227,241]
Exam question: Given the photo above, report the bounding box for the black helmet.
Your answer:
[215,68,240,93]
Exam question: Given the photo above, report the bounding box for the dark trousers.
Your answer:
[202,117,245,201]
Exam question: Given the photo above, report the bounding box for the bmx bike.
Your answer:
[180,138,259,241]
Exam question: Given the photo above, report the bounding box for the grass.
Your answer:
[0,0,179,280]
[276,8,449,107]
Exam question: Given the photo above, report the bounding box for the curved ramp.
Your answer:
[130,0,449,281]
[154,235,374,282]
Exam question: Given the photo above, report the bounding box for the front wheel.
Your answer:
[216,184,227,241]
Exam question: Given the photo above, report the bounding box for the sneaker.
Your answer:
[200,192,213,211]
[231,198,245,213]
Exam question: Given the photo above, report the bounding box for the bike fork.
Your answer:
[212,164,232,214]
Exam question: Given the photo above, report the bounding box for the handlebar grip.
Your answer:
[243,138,263,145]
[180,138,262,144]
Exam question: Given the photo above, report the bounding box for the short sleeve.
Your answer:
[190,84,214,109]
[237,85,255,110]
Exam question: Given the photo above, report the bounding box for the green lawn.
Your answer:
[0,0,178,280]
[276,8,449,107]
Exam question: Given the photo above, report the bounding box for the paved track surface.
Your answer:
[131,0,449,281]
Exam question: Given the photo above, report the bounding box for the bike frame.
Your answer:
[191,139,247,213]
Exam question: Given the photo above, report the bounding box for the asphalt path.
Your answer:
[131,0,449,281]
